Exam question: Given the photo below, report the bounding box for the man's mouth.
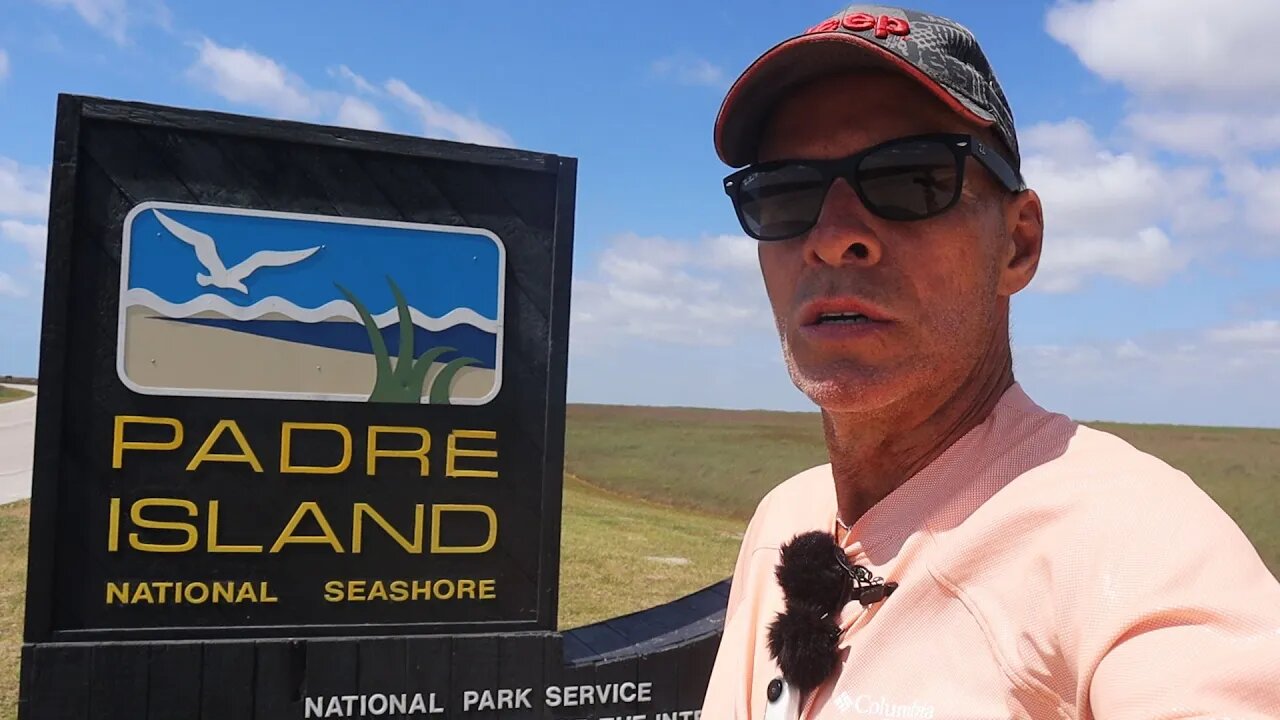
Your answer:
[814,312,872,325]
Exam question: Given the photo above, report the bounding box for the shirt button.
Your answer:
[768,677,783,702]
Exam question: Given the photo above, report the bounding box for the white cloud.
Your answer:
[384,79,513,147]
[1046,0,1280,103]
[0,162,48,304]
[1032,229,1187,293]
[334,96,387,132]
[38,0,130,45]
[1222,164,1280,241]
[0,272,24,298]
[187,38,318,118]
[651,54,726,87]
[1020,119,1213,292]
[330,64,378,95]
[1207,320,1280,345]
[1115,340,1146,359]
[1026,320,1280,378]
[1014,317,1280,426]
[186,44,456,138]
[703,233,759,272]
[1,221,47,268]
[0,158,51,218]
[1048,0,1280,171]
[0,49,9,82]
[1125,110,1280,159]
[570,232,770,350]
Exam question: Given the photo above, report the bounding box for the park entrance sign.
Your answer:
[19,94,726,719]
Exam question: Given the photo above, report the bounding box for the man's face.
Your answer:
[754,71,1038,414]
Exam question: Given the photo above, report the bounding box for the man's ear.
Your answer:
[998,188,1043,296]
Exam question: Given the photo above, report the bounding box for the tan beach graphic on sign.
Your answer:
[117,202,505,405]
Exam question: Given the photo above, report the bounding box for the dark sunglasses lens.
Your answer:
[857,140,960,220]
[734,164,828,239]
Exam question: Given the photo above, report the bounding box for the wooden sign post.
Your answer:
[19,94,725,719]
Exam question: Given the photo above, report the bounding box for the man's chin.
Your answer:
[788,364,915,414]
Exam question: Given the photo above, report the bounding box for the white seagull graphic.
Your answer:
[153,210,322,294]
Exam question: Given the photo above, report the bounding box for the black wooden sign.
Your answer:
[18,94,725,719]
[24,93,574,641]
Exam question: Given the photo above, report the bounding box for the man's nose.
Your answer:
[802,179,884,267]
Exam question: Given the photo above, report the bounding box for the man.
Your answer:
[701,5,1280,719]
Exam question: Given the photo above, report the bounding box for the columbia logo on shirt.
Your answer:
[834,691,936,718]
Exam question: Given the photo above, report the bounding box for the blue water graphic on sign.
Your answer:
[167,318,498,369]
[127,207,500,320]
[117,201,505,405]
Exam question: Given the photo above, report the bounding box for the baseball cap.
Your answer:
[714,4,1020,172]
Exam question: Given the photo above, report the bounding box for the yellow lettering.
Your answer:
[412,580,430,600]
[433,579,455,600]
[260,582,278,603]
[186,582,209,604]
[235,582,257,602]
[390,581,409,601]
[446,429,498,478]
[153,581,173,603]
[207,500,263,552]
[108,497,120,552]
[367,581,388,601]
[131,583,154,603]
[270,502,345,553]
[106,582,129,603]
[348,580,366,601]
[213,582,235,603]
[367,426,431,476]
[430,504,498,554]
[324,580,344,602]
[113,415,183,469]
[186,420,264,472]
[479,579,496,600]
[280,422,352,474]
[352,503,423,553]
[457,579,477,599]
[129,498,198,552]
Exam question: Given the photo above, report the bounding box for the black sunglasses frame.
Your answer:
[722,133,1026,241]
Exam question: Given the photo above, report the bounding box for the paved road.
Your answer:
[0,384,36,505]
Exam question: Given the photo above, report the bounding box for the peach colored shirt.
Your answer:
[701,383,1280,719]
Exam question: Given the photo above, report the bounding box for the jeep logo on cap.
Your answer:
[806,12,911,39]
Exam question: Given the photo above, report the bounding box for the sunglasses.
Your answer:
[722,133,1026,242]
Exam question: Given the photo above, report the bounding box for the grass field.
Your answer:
[557,474,744,628]
[566,404,1280,576]
[0,501,27,720]
[0,388,32,404]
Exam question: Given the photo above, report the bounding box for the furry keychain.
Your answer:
[765,531,897,694]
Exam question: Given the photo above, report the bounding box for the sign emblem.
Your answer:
[117,201,505,405]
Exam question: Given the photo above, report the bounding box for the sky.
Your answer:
[1,0,1278,428]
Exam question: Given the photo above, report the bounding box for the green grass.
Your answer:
[557,475,744,629]
[0,388,32,404]
[0,501,28,720]
[565,404,1280,577]
[565,404,829,520]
